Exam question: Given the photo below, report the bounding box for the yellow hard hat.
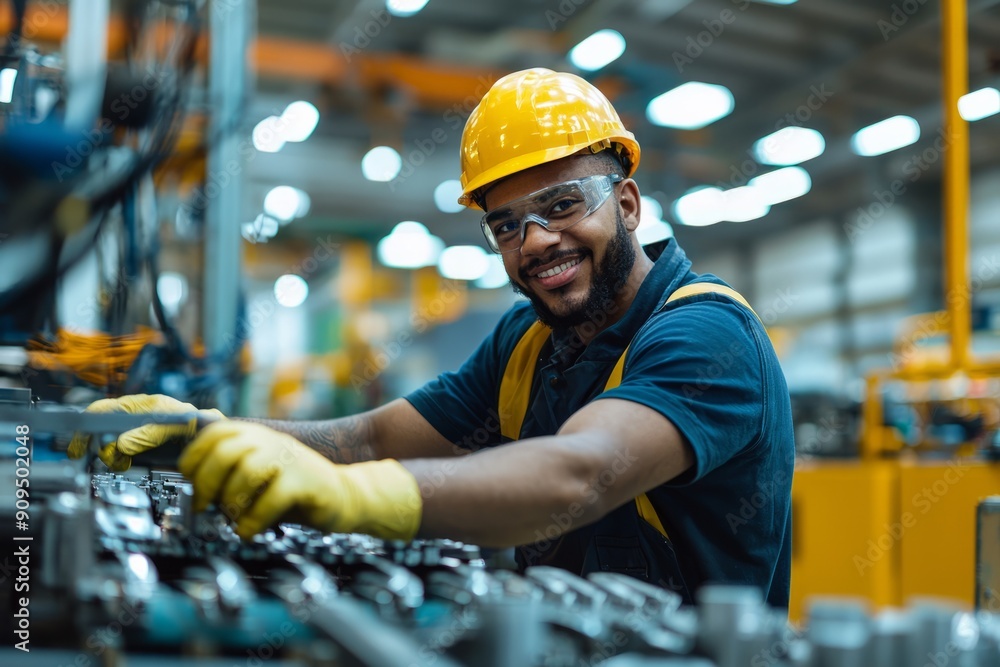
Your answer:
[458,68,640,210]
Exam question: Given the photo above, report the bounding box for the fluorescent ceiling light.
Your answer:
[377,221,444,269]
[636,220,673,245]
[640,196,663,222]
[673,185,771,226]
[569,29,626,72]
[958,87,1000,122]
[475,257,510,289]
[851,115,920,156]
[280,101,320,142]
[722,186,770,223]
[673,187,725,227]
[362,146,402,182]
[434,180,465,213]
[438,245,490,281]
[753,127,825,165]
[753,0,798,4]
[647,82,735,130]
[393,221,430,235]
[387,0,429,17]
[274,274,309,308]
[0,68,16,104]
[264,186,311,221]
[748,167,812,205]
[253,116,285,153]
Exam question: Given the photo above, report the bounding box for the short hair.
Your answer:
[590,148,626,177]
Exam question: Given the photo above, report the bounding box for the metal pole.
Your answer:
[204,0,251,392]
[942,0,970,371]
[64,0,108,130]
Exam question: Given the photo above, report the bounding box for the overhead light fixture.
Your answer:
[748,167,812,205]
[636,196,673,245]
[958,87,1000,122]
[672,184,771,226]
[637,220,674,245]
[851,115,921,156]
[377,221,444,269]
[722,186,770,223]
[0,68,16,104]
[647,82,735,130]
[438,245,490,281]
[434,180,465,213]
[264,186,311,222]
[475,256,510,289]
[673,187,725,227]
[362,146,402,182]
[253,116,286,153]
[156,272,188,316]
[753,127,825,165]
[274,274,309,308]
[568,29,626,72]
[241,214,280,243]
[386,0,429,17]
[752,0,798,5]
[280,101,320,142]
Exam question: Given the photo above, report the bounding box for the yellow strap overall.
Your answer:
[498,282,759,540]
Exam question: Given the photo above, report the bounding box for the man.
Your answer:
[70,69,794,606]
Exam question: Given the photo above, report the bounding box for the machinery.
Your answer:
[3,0,999,657]
[3,403,1000,666]
[0,0,248,411]
[788,0,1000,620]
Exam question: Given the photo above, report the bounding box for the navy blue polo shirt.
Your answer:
[405,239,794,607]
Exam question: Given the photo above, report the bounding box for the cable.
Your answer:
[26,327,164,387]
[1,0,203,310]
[147,228,192,364]
[3,0,27,58]
[0,205,115,313]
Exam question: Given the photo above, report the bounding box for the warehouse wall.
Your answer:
[693,167,1000,395]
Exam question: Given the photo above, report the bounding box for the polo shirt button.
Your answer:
[549,375,562,388]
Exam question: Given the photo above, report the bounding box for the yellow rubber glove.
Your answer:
[67,394,226,472]
[177,421,422,541]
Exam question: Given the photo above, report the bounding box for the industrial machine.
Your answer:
[3,400,1000,666]
[0,0,249,411]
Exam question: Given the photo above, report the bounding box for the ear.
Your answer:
[618,179,641,233]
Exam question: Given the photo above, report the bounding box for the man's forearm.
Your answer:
[401,433,613,547]
[236,415,375,464]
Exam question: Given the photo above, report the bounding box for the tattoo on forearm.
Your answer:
[237,416,375,464]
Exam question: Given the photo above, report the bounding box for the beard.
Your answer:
[512,207,637,330]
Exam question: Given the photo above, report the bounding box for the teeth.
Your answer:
[537,258,582,279]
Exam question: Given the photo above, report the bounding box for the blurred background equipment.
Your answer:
[977,496,1000,612]
[0,0,249,413]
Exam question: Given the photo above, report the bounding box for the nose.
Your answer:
[519,216,561,257]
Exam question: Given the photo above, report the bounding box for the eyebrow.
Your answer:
[518,181,578,208]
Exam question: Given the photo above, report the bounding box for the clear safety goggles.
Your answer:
[480,174,624,254]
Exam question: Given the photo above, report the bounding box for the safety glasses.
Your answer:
[480,174,623,254]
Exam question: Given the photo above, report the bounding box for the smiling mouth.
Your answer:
[535,257,583,279]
